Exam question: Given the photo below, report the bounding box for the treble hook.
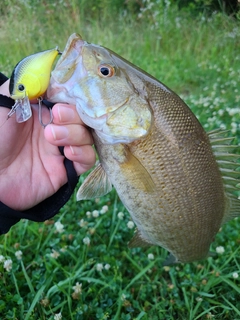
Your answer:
[7,102,18,119]
[38,97,54,128]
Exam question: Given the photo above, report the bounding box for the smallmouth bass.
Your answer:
[47,33,240,264]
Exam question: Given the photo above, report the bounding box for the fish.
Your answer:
[8,47,60,123]
[47,33,240,264]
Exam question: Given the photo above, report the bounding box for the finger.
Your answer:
[44,123,93,146]
[64,145,96,175]
[51,103,84,125]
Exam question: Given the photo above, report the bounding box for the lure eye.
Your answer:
[98,64,115,77]
[18,84,25,92]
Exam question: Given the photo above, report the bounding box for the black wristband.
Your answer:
[0,72,15,108]
[0,72,9,84]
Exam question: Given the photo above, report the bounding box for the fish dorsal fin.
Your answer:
[76,163,112,201]
[222,194,240,224]
[208,129,240,222]
[208,128,233,140]
[128,229,153,248]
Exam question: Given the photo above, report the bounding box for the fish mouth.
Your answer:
[47,33,86,101]
[50,33,85,85]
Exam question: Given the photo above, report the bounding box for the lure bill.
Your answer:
[7,96,32,123]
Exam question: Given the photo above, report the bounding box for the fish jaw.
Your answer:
[47,33,153,144]
[47,34,87,104]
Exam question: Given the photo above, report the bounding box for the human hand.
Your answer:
[0,80,95,211]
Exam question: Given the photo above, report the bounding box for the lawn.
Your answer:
[0,1,240,319]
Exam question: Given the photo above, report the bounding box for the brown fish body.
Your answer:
[47,33,239,264]
[92,78,225,263]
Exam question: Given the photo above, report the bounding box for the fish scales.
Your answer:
[47,33,240,264]
[93,82,224,262]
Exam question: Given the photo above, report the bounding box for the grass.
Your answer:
[0,1,240,319]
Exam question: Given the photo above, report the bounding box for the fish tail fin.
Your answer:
[208,129,240,222]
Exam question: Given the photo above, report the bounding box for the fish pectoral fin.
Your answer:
[208,251,217,258]
[120,148,155,193]
[128,229,153,248]
[162,253,179,266]
[76,163,112,201]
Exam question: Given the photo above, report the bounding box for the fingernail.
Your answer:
[50,125,56,140]
[58,105,75,122]
[51,125,69,140]
[70,145,75,155]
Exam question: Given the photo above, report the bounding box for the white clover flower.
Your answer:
[86,211,91,217]
[216,246,225,254]
[79,219,88,227]
[117,212,124,220]
[148,253,154,260]
[96,263,104,272]
[0,255,5,263]
[54,221,64,233]
[3,259,12,272]
[83,237,90,245]
[72,282,82,294]
[218,109,224,116]
[92,210,99,218]
[206,312,214,319]
[232,272,239,279]
[121,293,127,301]
[104,264,111,270]
[89,228,95,235]
[220,123,226,130]
[60,246,67,253]
[100,205,108,214]
[50,249,60,259]
[15,250,23,260]
[127,221,135,229]
[163,266,170,272]
[54,313,62,320]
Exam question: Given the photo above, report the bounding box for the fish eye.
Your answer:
[98,64,115,77]
[18,84,25,92]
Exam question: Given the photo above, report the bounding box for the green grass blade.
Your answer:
[24,284,46,320]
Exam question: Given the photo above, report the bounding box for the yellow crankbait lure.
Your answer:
[8,47,60,123]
